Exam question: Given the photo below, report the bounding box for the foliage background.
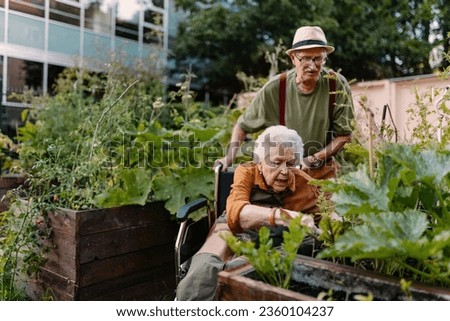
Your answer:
[172,0,449,100]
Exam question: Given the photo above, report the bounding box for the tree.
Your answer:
[172,0,449,100]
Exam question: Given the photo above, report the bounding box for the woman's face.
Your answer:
[259,145,297,193]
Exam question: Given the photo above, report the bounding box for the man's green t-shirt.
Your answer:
[237,67,355,156]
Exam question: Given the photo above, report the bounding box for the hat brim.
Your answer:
[286,44,335,56]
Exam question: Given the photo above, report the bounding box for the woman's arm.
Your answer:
[239,205,316,232]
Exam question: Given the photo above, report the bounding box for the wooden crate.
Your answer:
[217,255,450,301]
[25,201,178,300]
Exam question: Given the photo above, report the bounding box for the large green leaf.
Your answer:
[330,168,390,215]
[318,210,450,261]
[152,167,214,214]
[383,144,450,186]
[94,168,152,207]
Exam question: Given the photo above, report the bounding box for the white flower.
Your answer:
[152,97,164,109]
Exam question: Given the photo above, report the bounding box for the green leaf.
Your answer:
[222,216,306,289]
[152,167,214,214]
[331,168,390,215]
[317,210,450,261]
[94,168,152,207]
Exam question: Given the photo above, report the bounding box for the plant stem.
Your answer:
[366,108,374,179]
[396,259,449,286]
[89,79,140,162]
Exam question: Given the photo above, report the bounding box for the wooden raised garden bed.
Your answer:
[217,255,450,301]
[25,201,178,300]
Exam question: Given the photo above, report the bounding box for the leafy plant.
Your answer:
[0,65,238,300]
[1,198,52,300]
[406,85,450,147]
[313,56,450,286]
[222,216,306,289]
[0,132,21,175]
[314,144,450,286]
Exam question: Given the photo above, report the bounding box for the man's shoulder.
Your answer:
[264,69,296,89]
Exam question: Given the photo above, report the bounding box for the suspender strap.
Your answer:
[327,72,336,144]
[278,72,287,125]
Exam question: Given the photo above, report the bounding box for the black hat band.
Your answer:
[292,39,327,49]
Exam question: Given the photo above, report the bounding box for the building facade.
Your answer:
[0,0,182,135]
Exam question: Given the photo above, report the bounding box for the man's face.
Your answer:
[290,47,326,83]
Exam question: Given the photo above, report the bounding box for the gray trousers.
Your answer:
[176,252,225,301]
[176,211,248,301]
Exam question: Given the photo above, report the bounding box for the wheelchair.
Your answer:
[174,163,234,286]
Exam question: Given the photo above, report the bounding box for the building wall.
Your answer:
[0,0,173,135]
[350,73,450,143]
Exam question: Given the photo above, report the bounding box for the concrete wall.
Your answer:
[350,74,450,143]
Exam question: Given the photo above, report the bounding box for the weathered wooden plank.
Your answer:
[79,243,174,287]
[217,264,315,301]
[26,268,78,300]
[59,202,172,235]
[47,229,77,257]
[46,209,77,235]
[90,274,175,301]
[78,261,175,300]
[26,278,75,301]
[79,221,177,264]
[41,250,77,281]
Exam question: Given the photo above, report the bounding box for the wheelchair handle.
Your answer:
[176,198,209,221]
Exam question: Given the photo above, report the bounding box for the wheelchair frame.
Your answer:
[174,164,235,285]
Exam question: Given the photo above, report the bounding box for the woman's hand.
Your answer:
[278,209,322,236]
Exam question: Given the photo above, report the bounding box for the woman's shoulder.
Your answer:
[233,162,258,182]
[235,161,257,173]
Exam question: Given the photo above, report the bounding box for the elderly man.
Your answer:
[218,26,355,179]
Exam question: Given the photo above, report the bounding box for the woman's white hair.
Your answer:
[253,125,303,164]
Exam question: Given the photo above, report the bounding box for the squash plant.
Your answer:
[314,64,450,287]
[315,144,450,287]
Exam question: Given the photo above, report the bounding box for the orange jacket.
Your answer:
[226,162,320,233]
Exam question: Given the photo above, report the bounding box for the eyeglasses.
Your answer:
[294,53,327,66]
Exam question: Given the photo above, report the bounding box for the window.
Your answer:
[50,0,81,26]
[115,0,139,41]
[9,0,45,18]
[144,26,161,45]
[144,8,163,26]
[7,57,43,102]
[47,64,66,96]
[151,0,164,9]
[0,0,4,8]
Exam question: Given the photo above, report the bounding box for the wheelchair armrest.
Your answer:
[176,198,208,222]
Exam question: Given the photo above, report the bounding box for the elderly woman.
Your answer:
[176,125,320,301]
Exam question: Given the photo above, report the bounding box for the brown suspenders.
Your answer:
[278,71,336,143]
[279,72,287,126]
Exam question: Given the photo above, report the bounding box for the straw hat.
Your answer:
[285,26,335,55]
